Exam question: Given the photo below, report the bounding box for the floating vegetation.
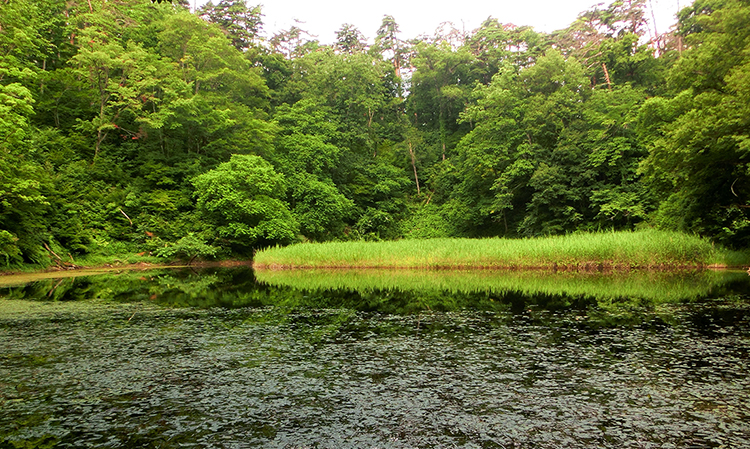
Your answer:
[2,298,750,448]
[1,267,750,448]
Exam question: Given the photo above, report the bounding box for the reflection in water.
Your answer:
[4,267,749,313]
[1,267,749,448]
[255,267,749,302]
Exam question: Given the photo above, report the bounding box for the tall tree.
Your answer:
[408,41,475,160]
[270,25,317,60]
[374,15,404,79]
[293,48,394,155]
[0,0,54,265]
[466,18,545,84]
[552,0,663,92]
[157,11,273,158]
[198,0,263,51]
[71,27,167,159]
[335,24,367,54]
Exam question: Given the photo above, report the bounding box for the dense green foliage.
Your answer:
[1,0,748,268]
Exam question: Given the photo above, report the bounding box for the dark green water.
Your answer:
[1,267,749,448]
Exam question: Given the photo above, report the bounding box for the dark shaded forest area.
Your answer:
[1,0,749,267]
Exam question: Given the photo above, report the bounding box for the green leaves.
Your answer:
[192,155,299,251]
[449,50,649,237]
[0,230,21,267]
[154,233,217,262]
[638,0,750,247]
[289,173,354,241]
[0,82,34,146]
[71,10,186,158]
[0,151,51,265]
[198,0,263,51]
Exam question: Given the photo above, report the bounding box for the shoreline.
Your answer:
[0,259,740,288]
[0,259,254,285]
[253,262,742,272]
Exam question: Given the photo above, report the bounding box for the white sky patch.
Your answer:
[194,0,692,44]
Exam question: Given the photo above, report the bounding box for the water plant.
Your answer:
[2,273,750,449]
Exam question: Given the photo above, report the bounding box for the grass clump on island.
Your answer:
[253,230,750,270]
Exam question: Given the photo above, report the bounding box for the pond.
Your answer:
[1,266,749,448]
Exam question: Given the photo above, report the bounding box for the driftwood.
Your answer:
[43,242,79,269]
[43,242,61,261]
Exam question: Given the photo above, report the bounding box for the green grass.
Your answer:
[253,230,750,270]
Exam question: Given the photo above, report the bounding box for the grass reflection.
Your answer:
[2,267,749,326]
[254,268,750,326]
[254,268,747,302]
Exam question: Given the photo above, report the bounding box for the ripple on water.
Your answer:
[0,303,749,448]
[1,268,749,448]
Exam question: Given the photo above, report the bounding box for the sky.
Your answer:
[225,0,693,44]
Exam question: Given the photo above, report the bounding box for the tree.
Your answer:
[431,21,468,49]
[272,99,342,177]
[374,15,405,79]
[466,18,545,84]
[64,1,189,161]
[270,25,316,59]
[449,49,649,236]
[156,11,274,158]
[0,74,52,264]
[71,31,168,159]
[154,233,217,263]
[0,0,54,265]
[192,155,298,252]
[270,99,354,240]
[292,48,394,155]
[288,172,354,241]
[638,0,750,247]
[408,41,475,160]
[552,0,663,92]
[335,24,367,54]
[0,153,50,266]
[198,0,263,51]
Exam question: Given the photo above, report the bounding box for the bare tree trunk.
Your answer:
[408,141,420,194]
[602,63,612,90]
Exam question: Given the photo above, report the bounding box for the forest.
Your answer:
[1,0,749,267]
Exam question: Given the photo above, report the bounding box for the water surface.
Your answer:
[1,267,749,448]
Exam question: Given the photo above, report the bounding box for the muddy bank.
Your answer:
[0,259,253,286]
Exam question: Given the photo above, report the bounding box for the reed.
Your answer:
[253,230,750,270]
